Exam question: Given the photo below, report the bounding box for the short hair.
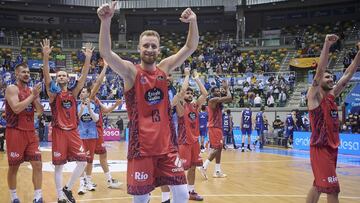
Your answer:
[210,87,219,93]
[201,105,206,111]
[139,30,160,43]
[186,87,193,93]
[312,70,333,78]
[15,62,28,70]
[56,70,69,77]
[226,109,231,114]
[83,86,92,95]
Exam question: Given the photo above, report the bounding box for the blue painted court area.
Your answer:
[256,147,360,166]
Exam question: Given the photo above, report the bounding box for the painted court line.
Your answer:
[48,194,360,202]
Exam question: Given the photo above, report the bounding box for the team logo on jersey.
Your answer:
[140,75,147,85]
[80,113,92,122]
[145,88,164,105]
[188,112,197,121]
[62,100,73,109]
[157,75,165,81]
[330,110,338,118]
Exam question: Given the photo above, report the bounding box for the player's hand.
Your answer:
[31,83,42,98]
[82,42,95,58]
[179,8,197,23]
[97,1,117,21]
[222,80,228,89]
[325,34,339,45]
[184,67,191,76]
[40,38,53,56]
[192,69,199,80]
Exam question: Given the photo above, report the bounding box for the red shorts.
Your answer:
[310,146,340,194]
[52,127,87,165]
[95,131,106,155]
[208,127,223,149]
[5,128,41,166]
[127,151,187,195]
[82,139,97,163]
[178,141,203,170]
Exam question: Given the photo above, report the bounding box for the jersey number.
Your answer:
[152,109,161,122]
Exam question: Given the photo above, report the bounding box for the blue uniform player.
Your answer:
[222,109,237,149]
[240,106,252,152]
[285,110,297,148]
[253,106,265,149]
[199,105,208,152]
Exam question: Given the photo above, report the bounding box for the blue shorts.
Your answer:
[241,128,252,135]
[256,129,264,136]
[285,130,294,138]
[223,130,232,137]
[199,128,207,137]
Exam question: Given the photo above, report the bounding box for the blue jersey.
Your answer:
[286,115,295,131]
[255,112,264,130]
[241,109,252,129]
[78,101,99,139]
[199,111,208,129]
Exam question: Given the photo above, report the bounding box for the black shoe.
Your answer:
[162,199,170,203]
[247,147,252,151]
[62,186,76,203]
[57,199,67,203]
[241,147,245,152]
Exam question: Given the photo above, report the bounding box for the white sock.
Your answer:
[10,189,18,201]
[187,184,195,193]
[215,164,221,172]
[34,189,42,201]
[203,159,210,170]
[66,161,86,190]
[161,191,170,202]
[105,171,112,181]
[54,165,64,198]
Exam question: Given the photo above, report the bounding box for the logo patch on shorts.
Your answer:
[134,171,149,181]
[53,151,61,157]
[10,152,20,158]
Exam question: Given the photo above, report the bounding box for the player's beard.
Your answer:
[184,97,192,103]
[141,54,157,65]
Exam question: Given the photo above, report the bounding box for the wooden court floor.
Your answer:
[1,142,360,203]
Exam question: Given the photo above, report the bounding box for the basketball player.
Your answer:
[82,62,122,192]
[240,105,252,152]
[5,62,44,203]
[253,106,265,149]
[176,68,207,200]
[98,2,199,202]
[199,105,208,153]
[199,81,232,179]
[306,35,360,203]
[41,39,92,203]
[285,110,296,148]
[77,86,100,194]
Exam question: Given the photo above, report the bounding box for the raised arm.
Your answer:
[307,34,338,100]
[97,1,136,91]
[208,80,233,109]
[193,70,208,107]
[72,43,93,97]
[333,45,360,97]
[99,99,122,114]
[173,68,191,116]
[5,83,41,114]
[40,38,55,100]
[158,8,199,74]
[90,62,108,100]
[87,101,99,122]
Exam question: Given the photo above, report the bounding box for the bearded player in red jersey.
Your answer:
[41,39,93,203]
[98,1,198,202]
[306,36,360,203]
[175,68,208,201]
[5,62,44,203]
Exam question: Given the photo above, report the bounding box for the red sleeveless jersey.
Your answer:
[178,102,199,145]
[125,65,176,159]
[207,102,223,129]
[94,97,104,135]
[5,84,35,131]
[50,91,78,130]
[309,94,340,149]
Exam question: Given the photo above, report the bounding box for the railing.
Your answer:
[218,35,297,48]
